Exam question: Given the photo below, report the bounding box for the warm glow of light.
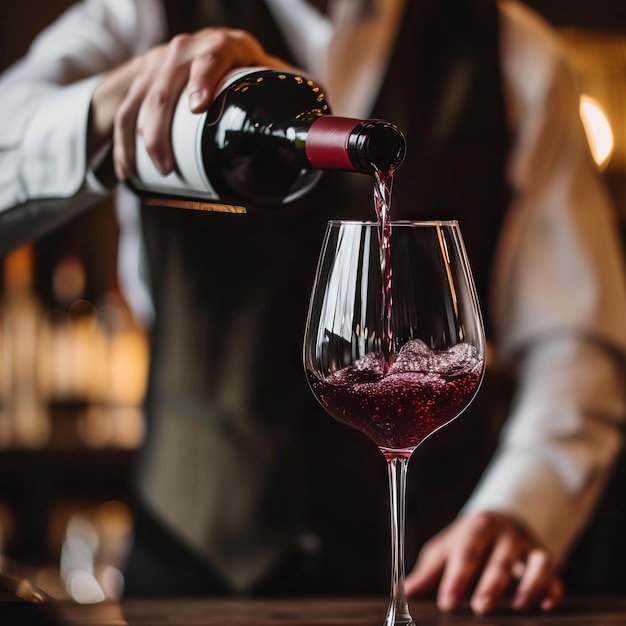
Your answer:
[579,95,614,169]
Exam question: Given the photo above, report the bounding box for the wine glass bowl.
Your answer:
[303,220,485,625]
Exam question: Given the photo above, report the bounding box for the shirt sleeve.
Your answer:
[462,1,626,565]
[0,0,167,252]
[463,338,625,564]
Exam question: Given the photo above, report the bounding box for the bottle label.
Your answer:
[133,67,271,202]
[133,91,219,200]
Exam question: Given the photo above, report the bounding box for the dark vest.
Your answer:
[139,0,513,593]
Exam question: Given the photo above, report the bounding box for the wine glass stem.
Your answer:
[384,456,414,626]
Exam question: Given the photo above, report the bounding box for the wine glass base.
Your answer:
[383,616,414,626]
[383,605,414,626]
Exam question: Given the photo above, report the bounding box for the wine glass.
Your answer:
[303,220,485,626]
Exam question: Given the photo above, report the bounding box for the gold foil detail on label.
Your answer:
[143,196,247,214]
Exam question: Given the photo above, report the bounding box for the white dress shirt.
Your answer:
[0,0,625,576]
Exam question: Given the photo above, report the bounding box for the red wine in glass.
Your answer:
[304,220,485,626]
[309,339,483,459]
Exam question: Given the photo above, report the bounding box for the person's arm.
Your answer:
[0,0,295,256]
[472,0,626,565]
[407,0,626,614]
[0,0,168,253]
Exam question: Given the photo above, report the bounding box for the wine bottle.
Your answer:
[130,68,406,212]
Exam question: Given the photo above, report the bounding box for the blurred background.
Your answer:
[0,0,624,605]
[0,0,148,603]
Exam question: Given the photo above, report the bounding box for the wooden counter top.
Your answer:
[28,595,626,626]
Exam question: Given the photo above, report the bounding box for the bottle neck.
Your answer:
[305,116,406,175]
[305,117,362,171]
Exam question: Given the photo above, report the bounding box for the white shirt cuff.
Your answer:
[462,450,595,565]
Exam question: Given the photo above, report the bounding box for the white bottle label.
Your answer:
[133,67,268,201]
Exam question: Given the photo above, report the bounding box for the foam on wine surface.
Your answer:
[310,340,484,458]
